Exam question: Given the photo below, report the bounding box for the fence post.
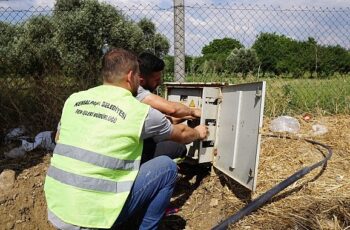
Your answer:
[173,0,185,82]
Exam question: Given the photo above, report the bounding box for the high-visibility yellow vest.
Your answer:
[44,85,149,228]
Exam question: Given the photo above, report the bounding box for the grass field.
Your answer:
[0,75,349,229]
[183,73,350,117]
[263,77,350,116]
[1,74,349,134]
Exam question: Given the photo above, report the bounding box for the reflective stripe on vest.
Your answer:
[54,143,140,171]
[47,166,134,193]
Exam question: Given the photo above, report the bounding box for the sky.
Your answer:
[1,0,349,55]
[1,0,349,10]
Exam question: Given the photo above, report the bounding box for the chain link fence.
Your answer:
[0,2,349,135]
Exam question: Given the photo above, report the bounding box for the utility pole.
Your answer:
[174,0,185,82]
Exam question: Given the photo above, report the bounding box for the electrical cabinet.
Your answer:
[164,82,266,191]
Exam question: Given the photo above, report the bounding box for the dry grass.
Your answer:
[1,108,348,229]
[237,115,349,229]
[171,115,350,230]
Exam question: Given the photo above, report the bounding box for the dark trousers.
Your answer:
[141,138,187,164]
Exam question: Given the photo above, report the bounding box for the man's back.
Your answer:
[45,85,149,228]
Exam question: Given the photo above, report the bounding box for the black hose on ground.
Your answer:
[212,135,333,230]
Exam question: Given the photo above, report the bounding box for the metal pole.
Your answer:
[174,0,185,82]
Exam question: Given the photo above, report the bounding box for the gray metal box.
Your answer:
[165,82,266,191]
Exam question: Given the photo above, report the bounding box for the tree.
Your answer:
[200,37,244,73]
[252,32,291,75]
[163,55,174,75]
[253,33,323,77]
[304,37,319,76]
[162,55,195,77]
[202,37,243,56]
[137,18,170,57]
[1,0,170,82]
[318,45,350,75]
[137,18,156,37]
[54,0,82,11]
[253,32,350,77]
[200,59,224,74]
[9,16,60,80]
[226,48,260,76]
[0,22,18,75]
[53,0,145,85]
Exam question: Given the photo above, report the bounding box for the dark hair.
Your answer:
[101,48,138,83]
[138,52,165,79]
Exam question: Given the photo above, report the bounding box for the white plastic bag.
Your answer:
[4,131,55,158]
[312,124,328,136]
[4,127,27,144]
[269,116,300,134]
[22,131,55,152]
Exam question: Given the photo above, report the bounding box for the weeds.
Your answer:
[1,74,349,133]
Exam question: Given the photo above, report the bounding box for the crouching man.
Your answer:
[44,48,208,230]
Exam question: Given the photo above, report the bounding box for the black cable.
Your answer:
[212,135,333,230]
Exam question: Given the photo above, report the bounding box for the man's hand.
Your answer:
[166,115,200,125]
[190,108,201,118]
[55,130,60,143]
[170,124,208,144]
[194,125,209,140]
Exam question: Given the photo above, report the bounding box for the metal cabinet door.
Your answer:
[198,87,220,163]
[214,82,266,191]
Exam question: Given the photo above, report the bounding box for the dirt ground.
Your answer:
[0,115,349,230]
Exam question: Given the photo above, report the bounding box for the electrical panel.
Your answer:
[165,82,266,191]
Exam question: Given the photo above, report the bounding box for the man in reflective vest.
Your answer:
[44,48,208,230]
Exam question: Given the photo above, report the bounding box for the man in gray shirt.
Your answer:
[138,53,201,119]
[137,53,202,163]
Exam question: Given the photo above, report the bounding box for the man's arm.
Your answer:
[55,122,61,143]
[141,107,207,144]
[142,93,201,119]
[169,124,208,144]
[55,130,60,143]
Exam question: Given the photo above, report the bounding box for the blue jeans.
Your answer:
[141,139,187,163]
[114,155,178,230]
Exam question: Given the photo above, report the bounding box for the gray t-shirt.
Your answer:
[136,85,151,102]
[136,86,172,141]
[141,107,172,142]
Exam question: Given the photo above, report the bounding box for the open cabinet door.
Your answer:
[214,82,266,191]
